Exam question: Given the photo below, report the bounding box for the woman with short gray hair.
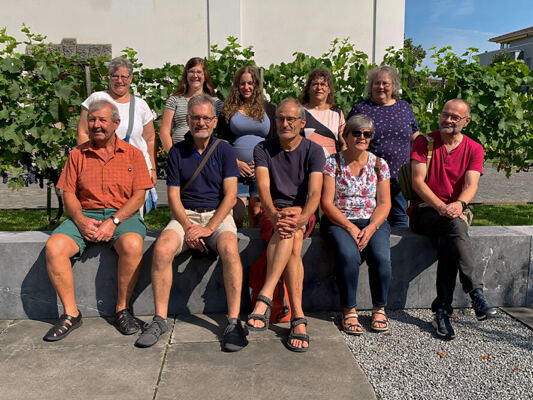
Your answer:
[77,56,157,185]
[347,65,419,228]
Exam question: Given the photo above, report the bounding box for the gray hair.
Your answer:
[343,114,375,139]
[87,100,120,123]
[366,65,401,99]
[187,94,216,115]
[277,97,306,119]
[108,57,133,76]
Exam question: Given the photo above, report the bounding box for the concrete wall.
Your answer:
[1,226,532,320]
[0,0,404,68]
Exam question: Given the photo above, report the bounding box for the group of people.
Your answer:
[42,56,496,352]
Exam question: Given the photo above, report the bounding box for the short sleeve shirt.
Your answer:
[57,135,153,209]
[81,91,154,169]
[323,152,390,219]
[254,137,325,208]
[411,131,484,204]
[166,133,239,210]
[347,99,419,178]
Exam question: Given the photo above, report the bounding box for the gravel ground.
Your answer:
[341,309,533,400]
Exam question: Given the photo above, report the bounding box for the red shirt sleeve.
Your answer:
[411,134,428,164]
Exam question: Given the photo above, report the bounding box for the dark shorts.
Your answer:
[52,208,146,255]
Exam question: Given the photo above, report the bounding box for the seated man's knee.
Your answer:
[216,231,239,258]
[45,234,76,261]
[115,233,144,258]
[153,232,182,264]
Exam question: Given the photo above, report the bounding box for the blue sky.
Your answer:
[405,0,533,68]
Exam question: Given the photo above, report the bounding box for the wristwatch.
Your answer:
[111,216,120,225]
[458,200,467,211]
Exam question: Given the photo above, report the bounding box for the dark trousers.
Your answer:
[409,205,482,314]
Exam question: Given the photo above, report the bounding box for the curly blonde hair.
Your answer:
[221,66,265,123]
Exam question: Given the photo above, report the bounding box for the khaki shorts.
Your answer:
[163,209,237,253]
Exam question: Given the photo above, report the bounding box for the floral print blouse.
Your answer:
[323,152,390,219]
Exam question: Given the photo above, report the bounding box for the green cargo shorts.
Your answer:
[52,209,146,255]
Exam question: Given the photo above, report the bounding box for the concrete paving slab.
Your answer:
[0,320,12,334]
[501,307,533,329]
[171,312,340,344]
[0,317,174,350]
[158,314,375,400]
[0,342,164,399]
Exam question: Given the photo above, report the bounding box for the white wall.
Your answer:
[0,0,404,68]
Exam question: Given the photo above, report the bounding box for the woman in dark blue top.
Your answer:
[347,66,419,227]
[217,66,276,227]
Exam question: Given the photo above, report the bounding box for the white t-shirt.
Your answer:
[81,91,154,169]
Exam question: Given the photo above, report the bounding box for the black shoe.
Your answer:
[115,308,140,335]
[43,311,83,342]
[222,319,248,352]
[432,308,456,340]
[135,316,168,348]
[470,289,497,321]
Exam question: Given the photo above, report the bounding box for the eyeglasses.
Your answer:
[275,116,301,125]
[187,69,204,75]
[311,81,328,88]
[110,74,131,81]
[188,115,216,123]
[372,80,392,88]
[349,130,373,139]
[441,112,469,123]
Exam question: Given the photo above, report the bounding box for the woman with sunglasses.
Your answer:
[347,66,419,227]
[217,66,277,228]
[77,57,157,185]
[159,57,222,152]
[320,114,392,335]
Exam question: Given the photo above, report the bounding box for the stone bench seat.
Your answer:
[1,226,532,320]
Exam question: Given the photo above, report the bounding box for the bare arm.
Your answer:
[357,178,391,250]
[255,166,278,224]
[444,170,481,218]
[159,108,175,153]
[77,108,90,145]
[320,174,361,242]
[142,120,157,184]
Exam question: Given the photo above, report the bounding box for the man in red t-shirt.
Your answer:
[410,99,495,340]
[43,100,152,342]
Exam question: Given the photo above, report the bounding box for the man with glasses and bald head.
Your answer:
[136,94,247,352]
[410,98,496,340]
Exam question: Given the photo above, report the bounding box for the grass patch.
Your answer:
[0,204,532,231]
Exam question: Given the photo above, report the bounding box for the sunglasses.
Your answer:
[348,130,373,139]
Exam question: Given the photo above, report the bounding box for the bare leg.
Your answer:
[216,231,243,319]
[114,233,144,312]
[248,197,261,228]
[45,234,81,317]
[151,230,183,319]
[247,232,294,329]
[282,230,308,349]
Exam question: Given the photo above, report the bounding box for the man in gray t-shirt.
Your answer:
[248,98,325,352]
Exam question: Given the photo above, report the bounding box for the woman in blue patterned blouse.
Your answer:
[347,66,419,227]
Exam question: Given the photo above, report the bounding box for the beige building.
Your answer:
[0,0,405,68]
[477,26,533,69]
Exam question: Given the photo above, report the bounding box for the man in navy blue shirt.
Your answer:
[136,95,247,352]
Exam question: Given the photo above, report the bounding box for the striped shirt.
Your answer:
[57,135,153,209]
[165,95,222,144]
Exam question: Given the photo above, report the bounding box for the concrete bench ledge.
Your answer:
[1,226,532,320]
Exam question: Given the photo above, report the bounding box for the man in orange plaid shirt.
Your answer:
[43,100,153,342]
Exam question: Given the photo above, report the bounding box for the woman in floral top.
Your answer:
[320,114,392,335]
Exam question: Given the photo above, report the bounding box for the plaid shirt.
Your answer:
[57,134,153,209]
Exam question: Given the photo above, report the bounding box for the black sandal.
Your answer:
[246,295,273,331]
[115,308,140,335]
[43,312,82,342]
[286,317,309,352]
